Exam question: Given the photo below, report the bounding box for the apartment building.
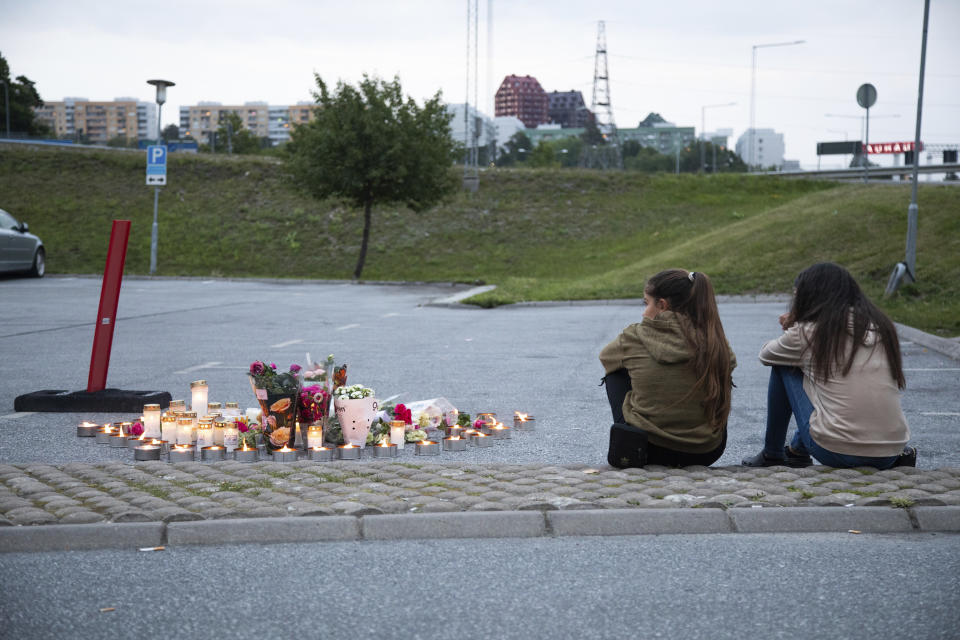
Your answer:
[33,98,157,143]
[547,90,592,129]
[494,75,549,128]
[736,128,786,169]
[179,102,315,146]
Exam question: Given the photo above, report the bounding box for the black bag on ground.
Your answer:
[607,423,648,468]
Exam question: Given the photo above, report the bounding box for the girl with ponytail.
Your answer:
[599,269,736,467]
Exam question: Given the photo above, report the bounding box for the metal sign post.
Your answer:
[856,83,877,183]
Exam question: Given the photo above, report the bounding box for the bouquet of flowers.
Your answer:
[299,384,331,425]
[249,360,302,450]
[236,417,261,449]
[333,384,374,400]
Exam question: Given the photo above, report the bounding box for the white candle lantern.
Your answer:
[196,420,214,449]
[142,404,162,439]
[161,415,177,442]
[190,380,208,418]
[168,399,186,414]
[207,402,222,417]
[186,411,198,443]
[223,420,239,452]
[213,418,227,445]
[307,424,324,449]
[390,420,406,450]
[224,402,241,418]
[176,417,194,445]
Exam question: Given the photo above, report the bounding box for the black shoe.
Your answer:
[892,446,917,468]
[784,445,813,468]
[742,450,785,467]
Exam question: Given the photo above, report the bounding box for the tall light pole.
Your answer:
[146,79,175,276]
[750,40,804,171]
[701,101,736,173]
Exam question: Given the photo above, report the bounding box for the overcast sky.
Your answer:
[2,0,957,168]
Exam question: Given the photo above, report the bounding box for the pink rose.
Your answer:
[130,421,144,436]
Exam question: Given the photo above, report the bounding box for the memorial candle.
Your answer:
[142,404,162,439]
[161,415,177,442]
[190,380,208,418]
[176,417,194,445]
[389,420,406,450]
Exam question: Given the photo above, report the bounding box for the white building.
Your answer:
[493,116,524,149]
[446,103,496,152]
[736,128,786,169]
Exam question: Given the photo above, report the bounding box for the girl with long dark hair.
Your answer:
[743,262,915,469]
[600,269,736,467]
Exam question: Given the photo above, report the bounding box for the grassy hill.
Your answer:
[2,143,958,336]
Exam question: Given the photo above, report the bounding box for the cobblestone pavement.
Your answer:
[2,460,959,526]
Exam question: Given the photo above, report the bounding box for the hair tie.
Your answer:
[688,271,696,282]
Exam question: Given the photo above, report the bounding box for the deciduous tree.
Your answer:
[287,74,456,279]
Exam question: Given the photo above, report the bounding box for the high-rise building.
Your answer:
[547,90,592,128]
[494,75,548,128]
[179,102,315,147]
[736,128,786,169]
[446,103,496,152]
[34,98,157,143]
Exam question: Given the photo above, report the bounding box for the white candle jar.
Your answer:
[390,420,406,450]
[223,421,239,452]
[169,399,186,415]
[143,404,162,439]
[196,421,214,449]
[213,418,227,445]
[224,402,241,418]
[176,417,194,445]
[185,411,198,442]
[161,415,177,442]
[307,424,324,449]
[190,380,208,419]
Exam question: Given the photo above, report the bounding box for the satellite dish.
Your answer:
[857,83,877,109]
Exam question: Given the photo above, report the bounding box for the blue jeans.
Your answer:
[764,366,899,469]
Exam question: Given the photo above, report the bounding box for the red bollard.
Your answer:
[87,220,131,392]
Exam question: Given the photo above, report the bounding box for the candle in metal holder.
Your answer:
[273,446,298,462]
[119,421,133,436]
[442,436,467,452]
[201,445,226,462]
[513,413,535,430]
[309,446,333,461]
[234,446,258,463]
[337,444,361,460]
[95,425,115,444]
[127,436,147,449]
[373,442,398,458]
[168,445,195,463]
[109,432,129,448]
[415,440,440,456]
[491,424,512,439]
[77,422,99,437]
[133,445,161,461]
[476,412,497,426]
[143,404,162,439]
[462,428,478,442]
[472,433,494,448]
[447,425,463,440]
[149,439,170,455]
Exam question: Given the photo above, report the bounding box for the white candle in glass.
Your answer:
[176,417,194,445]
[143,404,162,439]
[186,411,198,443]
[213,418,226,445]
[190,380,208,419]
[307,425,324,449]
[161,415,177,442]
[196,421,214,449]
[223,420,239,452]
[224,402,240,418]
[390,420,406,450]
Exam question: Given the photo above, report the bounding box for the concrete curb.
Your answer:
[896,323,960,361]
[167,516,359,546]
[0,522,163,553]
[362,511,546,540]
[1,507,957,553]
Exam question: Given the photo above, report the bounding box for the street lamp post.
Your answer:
[146,79,175,276]
[750,40,804,171]
[701,102,736,173]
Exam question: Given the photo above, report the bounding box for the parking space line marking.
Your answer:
[920,412,960,417]
[382,313,401,318]
[270,339,304,348]
[0,412,34,421]
[173,361,222,375]
[336,324,360,331]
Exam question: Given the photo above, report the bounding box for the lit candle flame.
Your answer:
[279,445,292,452]
[380,441,390,447]
[342,444,355,449]
[515,412,528,421]
[450,436,461,441]
[151,439,161,445]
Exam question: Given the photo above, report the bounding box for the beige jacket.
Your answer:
[600,311,736,453]
[759,322,909,457]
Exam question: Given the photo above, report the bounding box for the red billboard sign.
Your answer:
[865,141,923,154]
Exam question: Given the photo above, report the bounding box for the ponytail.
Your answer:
[645,269,733,430]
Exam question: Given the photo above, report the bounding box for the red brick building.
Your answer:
[495,75,549,128]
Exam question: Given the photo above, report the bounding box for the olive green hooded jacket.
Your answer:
[599,311,736,453]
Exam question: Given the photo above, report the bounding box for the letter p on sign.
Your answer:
[146,145,167,186]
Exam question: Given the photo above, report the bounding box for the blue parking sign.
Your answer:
[146,145,167,186]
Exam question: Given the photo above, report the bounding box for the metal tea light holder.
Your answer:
[415,440,440,456]
[168,445,195,463]
[77,422,99,437]
[133,445,161,462]
[201,446,226,462]
[443,436,467,452]
[373,443,398,458]
[309,447,333,461]
[234,447,259,463]
[95,426,115,444]
[472,433,494,448]
[272,448,298,462]
[337,445,362,460]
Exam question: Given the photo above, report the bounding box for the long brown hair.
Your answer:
[788,262,905,388]
[646,269,733,430]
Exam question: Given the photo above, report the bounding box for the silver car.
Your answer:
[0,208,45,277]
